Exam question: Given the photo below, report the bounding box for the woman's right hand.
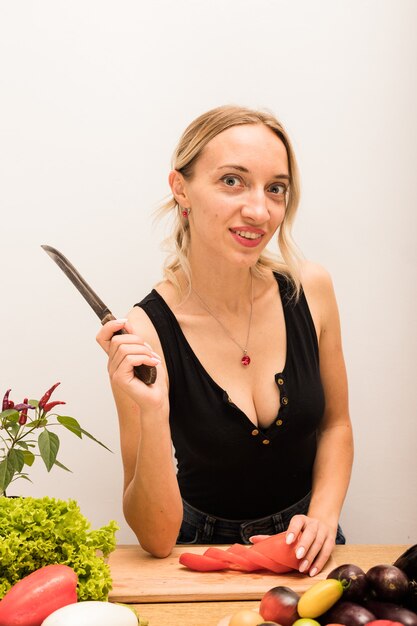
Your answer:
[96,318,168,413]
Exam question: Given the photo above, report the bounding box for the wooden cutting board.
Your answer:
[109,544,337,602]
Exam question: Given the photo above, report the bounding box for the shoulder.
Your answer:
[298,260,339,336]
[299,259,334,294]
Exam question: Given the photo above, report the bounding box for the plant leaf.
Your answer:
[57,416,112,452]
[0,409,19,421]
[54,459,72,472]
[22,450,35,467]
[38,430,60,471]
[8,449,25,473]
[57,415,82,438]
[78,427,112,452]
[28,399,39,408]
[0,458,15,492]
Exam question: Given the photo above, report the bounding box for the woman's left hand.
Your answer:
[285,514,337,576]
[250,514,337,576]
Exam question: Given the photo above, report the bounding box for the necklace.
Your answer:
[192,273,253,367]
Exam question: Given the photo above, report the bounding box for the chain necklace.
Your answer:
[192,272,253,367]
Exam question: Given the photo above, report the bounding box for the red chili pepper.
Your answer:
[38,382,61,409]
[2,388,12,411]
[43,400,66,412]
[18,398,29,425]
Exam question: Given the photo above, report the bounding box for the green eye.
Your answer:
[222,175,240,186]
[269,183,287,195]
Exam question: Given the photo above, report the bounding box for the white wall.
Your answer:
[1,0,416,544]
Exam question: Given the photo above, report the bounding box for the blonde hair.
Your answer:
[156,105,303,298]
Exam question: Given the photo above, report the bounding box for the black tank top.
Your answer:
[136,272,324,519]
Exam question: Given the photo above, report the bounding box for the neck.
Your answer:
[186,262,254,315]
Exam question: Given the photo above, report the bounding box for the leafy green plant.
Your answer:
[0,382,111,495]
[0,496,118,600]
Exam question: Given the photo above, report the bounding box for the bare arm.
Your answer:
[96,309,183,557]
[286,263,354,574]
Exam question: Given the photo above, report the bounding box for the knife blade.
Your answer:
[41,244,157,385]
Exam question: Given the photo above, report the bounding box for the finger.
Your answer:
[308,535,335,576]
[96,318,128,350]
[298,528,326,573]
[108,344,161,379]
[285,514,308,545]
[248,535,270,544]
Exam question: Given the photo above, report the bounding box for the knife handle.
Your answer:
[112,328,158,385]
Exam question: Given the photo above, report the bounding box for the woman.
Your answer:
[96,105,353,576]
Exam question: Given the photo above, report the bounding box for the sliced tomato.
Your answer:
[205,546,260,572]
[179,552,228,571]
[230,542,291,573]
[250,531,300,570]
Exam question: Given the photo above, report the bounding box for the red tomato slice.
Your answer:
[250,531,300,570]
[179,552,228,571]
[205,546,260,572]
[229,543,291,573]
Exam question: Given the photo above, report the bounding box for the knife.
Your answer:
[41,245,157,385]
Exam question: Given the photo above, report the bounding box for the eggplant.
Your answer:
[394,545,417,581]
[394,546,417,611]
[366,564,409,603]
[322,601,376,626]
[327,563,369,602]
[364,599,417,626]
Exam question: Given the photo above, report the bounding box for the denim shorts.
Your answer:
[177,492,346,545]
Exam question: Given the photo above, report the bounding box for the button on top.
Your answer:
[262,438,270,445]
[251,428,259,436]
[281,396,289,405]
[276,419,283,426]
[277,377,284,386]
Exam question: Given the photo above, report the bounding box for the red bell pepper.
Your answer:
[0,564,77,626]
[250,531,301,570]
[179,552,228,572]
[228,542,290,574]
[204,547,259,572]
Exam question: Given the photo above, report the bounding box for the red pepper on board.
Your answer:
[38,382,61,410]
[0,563,77,626]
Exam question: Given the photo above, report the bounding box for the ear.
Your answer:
[168,170,191,208]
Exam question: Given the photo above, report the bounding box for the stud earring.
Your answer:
[181,208,190,218]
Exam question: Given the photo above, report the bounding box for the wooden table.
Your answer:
[108,544,408,626]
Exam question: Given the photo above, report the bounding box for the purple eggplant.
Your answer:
[366,564,409,603]
[322,601,376,626]
[364,599,417,626]
[327,563,369,602]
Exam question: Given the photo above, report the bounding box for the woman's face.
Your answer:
[172,123,290,268]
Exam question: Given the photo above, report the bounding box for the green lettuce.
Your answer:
[0,496,118,600]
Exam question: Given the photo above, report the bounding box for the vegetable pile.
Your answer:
[179,532,300,573]
[219,544,417,626]
[0,496,118,601]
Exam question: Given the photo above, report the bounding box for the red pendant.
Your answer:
[241,354,251,366]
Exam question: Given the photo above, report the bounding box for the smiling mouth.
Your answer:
[230,229,263,240]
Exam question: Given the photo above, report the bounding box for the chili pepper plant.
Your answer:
[0,382,111,496]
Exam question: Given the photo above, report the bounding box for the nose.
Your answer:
[241,187,270,223]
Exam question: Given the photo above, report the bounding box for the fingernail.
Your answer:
[299,559,309,572]
[151,352,162,361]
[116,318,128,323]
[144,342,153,350]
[296,546,305,559]
[309,567,318,577]
[286,533,295,545]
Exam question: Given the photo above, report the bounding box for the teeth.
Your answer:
[234,230,261,240]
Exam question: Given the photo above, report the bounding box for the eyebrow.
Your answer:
[217,164,290,180]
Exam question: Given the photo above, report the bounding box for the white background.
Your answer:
[1,0,416,544]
